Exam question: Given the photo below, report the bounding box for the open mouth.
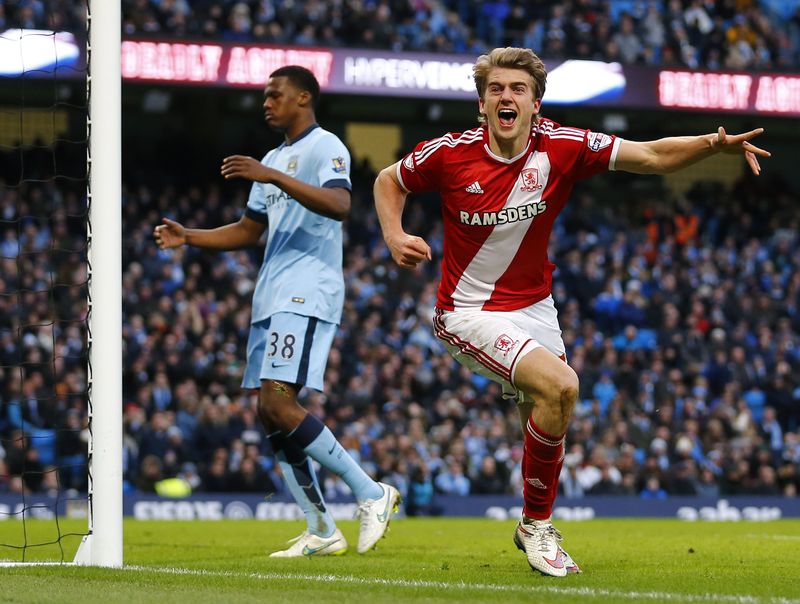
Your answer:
[498,108,517,127]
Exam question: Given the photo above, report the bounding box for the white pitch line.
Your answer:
[743,534,800,542]
[125,565,800,604]
[0,562,76,567]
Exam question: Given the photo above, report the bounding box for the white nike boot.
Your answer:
[269,528,348,558]
[355,482,401,553]
[513,518,568,577]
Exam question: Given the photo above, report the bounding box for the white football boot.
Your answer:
[513,518,568,577]
[269,528,348,558]
[355,482,401,553]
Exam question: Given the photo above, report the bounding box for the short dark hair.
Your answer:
[269,65,320,108]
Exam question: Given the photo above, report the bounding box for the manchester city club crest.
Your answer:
[286,156,299,175]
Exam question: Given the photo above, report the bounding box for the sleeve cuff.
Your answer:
[395,162,410,193]
[321,179,352,191]
[609,137,622,171]
[245,207,268,224]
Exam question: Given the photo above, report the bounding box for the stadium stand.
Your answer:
[111,0,799,71]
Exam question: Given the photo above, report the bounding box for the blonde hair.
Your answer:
[473,48,547,118]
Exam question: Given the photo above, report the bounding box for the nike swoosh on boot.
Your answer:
[302,539,341,556]
[542,550,565,569]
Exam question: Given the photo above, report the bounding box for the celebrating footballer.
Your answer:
[374,47,769,577]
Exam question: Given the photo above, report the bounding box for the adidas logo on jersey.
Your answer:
[526,478,547,489]
[465,181,484,194]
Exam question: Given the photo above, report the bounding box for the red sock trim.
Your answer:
[526,418,565,450]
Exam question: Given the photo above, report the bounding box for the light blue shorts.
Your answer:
[242,312,337,392]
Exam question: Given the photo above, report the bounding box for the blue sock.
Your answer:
[268,431,336,538]
[288,414,383,503]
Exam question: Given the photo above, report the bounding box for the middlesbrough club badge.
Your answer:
[520,168,543,192]
[494,334,519,357]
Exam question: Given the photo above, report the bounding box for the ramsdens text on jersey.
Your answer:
[459,200,547,226]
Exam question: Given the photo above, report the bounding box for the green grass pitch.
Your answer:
[1,518,799,603]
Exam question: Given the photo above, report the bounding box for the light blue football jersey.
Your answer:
[246,125,350,325]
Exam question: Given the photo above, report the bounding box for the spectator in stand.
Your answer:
[136,454,164,493]
[405,463,443,516]
[434,459,471,496]
[4,431,41,493]
[751,464,781,495]
[56,410,87,492]
[640,476,668,499]
[587,462,626,495]
[694,466,721,498]
[559,453,585,499]
[761,406,784,465]
[471,455,507,494]
[613,13,644,63]
[228,456,277,493]
[201,448,231,492]
[667,460,699,495]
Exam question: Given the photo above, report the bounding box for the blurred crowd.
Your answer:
[3,1,800,70]
[2,143,799,508]
[0,162,88,497]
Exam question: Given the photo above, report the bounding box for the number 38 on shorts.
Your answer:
[242,311,338,391]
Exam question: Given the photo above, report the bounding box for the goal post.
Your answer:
[73,0,123,567]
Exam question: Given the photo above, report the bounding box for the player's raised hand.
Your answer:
[386,233,432,269]
[221,155,275,182]
[153,217,186,249]
[712,127,771,176]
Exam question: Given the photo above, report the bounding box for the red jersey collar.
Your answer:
[481,125,533,164]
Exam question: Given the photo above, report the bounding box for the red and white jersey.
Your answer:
[397,118,621,312]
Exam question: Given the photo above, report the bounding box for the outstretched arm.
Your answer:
[220,155,351,221]
[374,162,432,269]
[153,215,266,251]
[615,127,770,176]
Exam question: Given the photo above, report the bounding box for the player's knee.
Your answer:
[558,372,579,417]
[560,372,579,402]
